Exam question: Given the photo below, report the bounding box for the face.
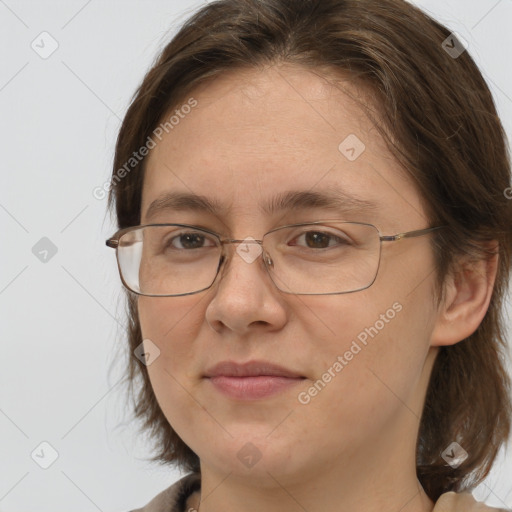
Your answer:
[138,64,440,488]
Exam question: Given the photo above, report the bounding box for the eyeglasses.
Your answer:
[106,220,445,297]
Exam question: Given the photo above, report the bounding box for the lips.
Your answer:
[204,360,304,378]
[204,360,306,400]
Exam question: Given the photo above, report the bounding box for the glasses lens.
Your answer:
[117,225,221,296]
[263,222,381,294]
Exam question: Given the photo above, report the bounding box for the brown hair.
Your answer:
[108,0,512,501]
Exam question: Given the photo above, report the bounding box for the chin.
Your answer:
[198,432,311,482]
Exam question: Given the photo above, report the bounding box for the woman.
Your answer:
[105,0,512,510]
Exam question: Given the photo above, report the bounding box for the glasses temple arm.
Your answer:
[380,225,445,242]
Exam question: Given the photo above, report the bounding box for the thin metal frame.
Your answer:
[106,220,446,296]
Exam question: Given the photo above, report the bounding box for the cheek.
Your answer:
[138,295,205,348]
[301,289,434,430]
[138,295,208,380]
[137,296,208,442]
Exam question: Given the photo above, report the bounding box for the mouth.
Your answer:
[204,360,306,400]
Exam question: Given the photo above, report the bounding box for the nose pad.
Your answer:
[217,253,226,272]
[214,247,272,285]
[263,251,274,269]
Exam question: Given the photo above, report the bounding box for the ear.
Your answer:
[430,243,498,347]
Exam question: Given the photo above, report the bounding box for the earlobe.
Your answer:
[430,247,498,347]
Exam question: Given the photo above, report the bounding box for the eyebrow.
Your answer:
[144,189,379,221]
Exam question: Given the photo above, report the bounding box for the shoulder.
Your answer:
[129,472,201,512]
[433,491,510,511]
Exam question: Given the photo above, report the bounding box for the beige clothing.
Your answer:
[130,472,201,512]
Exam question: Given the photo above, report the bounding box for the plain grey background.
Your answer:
[1,0,511,510]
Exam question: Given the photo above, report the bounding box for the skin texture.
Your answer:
[137,63,498,512]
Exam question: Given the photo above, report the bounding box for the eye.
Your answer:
[165,231,217,250]
[290,230,351,249]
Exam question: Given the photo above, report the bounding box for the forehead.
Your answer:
[141,64,427,230]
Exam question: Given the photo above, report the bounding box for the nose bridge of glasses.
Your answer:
[220,238,263,245]
[218,237,274,269]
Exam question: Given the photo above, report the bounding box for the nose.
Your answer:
[204,241,287,335]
